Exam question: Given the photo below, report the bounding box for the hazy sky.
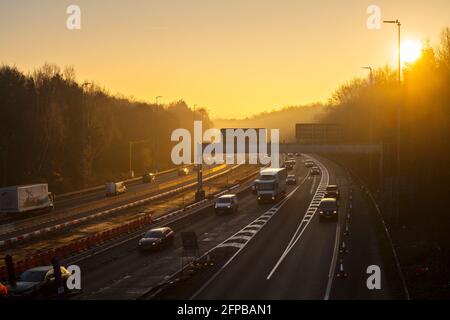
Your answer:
[1,0,449,118]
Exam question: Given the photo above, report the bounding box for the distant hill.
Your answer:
[213,104,325,142]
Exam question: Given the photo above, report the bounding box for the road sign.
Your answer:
[296,123,345,144]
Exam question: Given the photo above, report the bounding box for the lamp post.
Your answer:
[384,19,402,226]
[361,66,373,85]
[81,82,92,186]
[155,96,163,105]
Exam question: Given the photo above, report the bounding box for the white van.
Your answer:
[105,182,127,196]
[215,194,239,214]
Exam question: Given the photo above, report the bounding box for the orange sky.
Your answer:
[1,0,449,118]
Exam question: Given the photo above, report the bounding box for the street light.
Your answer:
[155,96,163,105]
[192,104,205,200]
[361,66,373,85]
[383,19,402,83]
[129,139,149,178]
[384,19,402,226]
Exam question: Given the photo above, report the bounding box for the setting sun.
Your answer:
[401,39,423,64]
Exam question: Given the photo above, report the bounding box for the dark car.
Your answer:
[325,185,339,199]
[284,160,295,171]
[7,266,71,300]
[142,172,156,183]
[286,175,297,185]
[318,198,338,222]
[310,167,321,175]
[139,227,174,251]
[305,161,315,168]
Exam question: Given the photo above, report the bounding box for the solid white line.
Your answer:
[324,213,341,300]
[190,173,311,300]
[266,156,329,280]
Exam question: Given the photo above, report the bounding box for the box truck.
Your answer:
[105,182,127,196]
[256,168,287,204]
[0,184,55,213]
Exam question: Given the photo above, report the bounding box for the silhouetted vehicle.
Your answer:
[325,185,339,199]
[142,173,156,183]
[139,227,174,251]
[178,167,190,176]
[7,266,71,300]
[215,194,239,214]
[310,167,321,175]
[286,175,297,185]
[319,198,338,222]
[105,181,127,196]
[305,161,315,168]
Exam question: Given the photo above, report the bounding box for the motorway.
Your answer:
[0,154,408,299]
[62,155,408,300]
[0,164,225,242]
[147,156,407,300]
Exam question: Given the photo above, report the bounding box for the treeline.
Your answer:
[214,104,326,142]
[320,28,450,250]
[0,64,211,193]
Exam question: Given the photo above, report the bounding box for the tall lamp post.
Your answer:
[129,139,148,178]
[361,66,373,85]
[383,20,402,83]
[384,19,402,226]
[193,104,205,201]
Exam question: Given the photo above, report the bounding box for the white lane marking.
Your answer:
[190,172,311,300]
[310,176,318,194]
[324,214,341,300]
[267,156,330,280]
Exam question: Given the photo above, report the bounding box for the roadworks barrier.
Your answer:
[0,214,153,281]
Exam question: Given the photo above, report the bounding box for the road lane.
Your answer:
[194,156,334,299]
[193,155,406,300]
[72,161,310,299]
[0,164,227,240]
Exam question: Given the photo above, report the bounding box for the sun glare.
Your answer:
[400,39,423,64]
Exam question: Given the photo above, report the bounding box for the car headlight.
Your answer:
[227,205,231,209]
[320,210,324,214]
[333,210,337,214]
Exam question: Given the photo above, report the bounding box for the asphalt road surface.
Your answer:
[68,155,407,300]
[193,156,407,300]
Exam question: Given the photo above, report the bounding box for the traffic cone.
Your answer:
[336,259,348,278]
[339,241,347,254]
[344,224,350,236]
